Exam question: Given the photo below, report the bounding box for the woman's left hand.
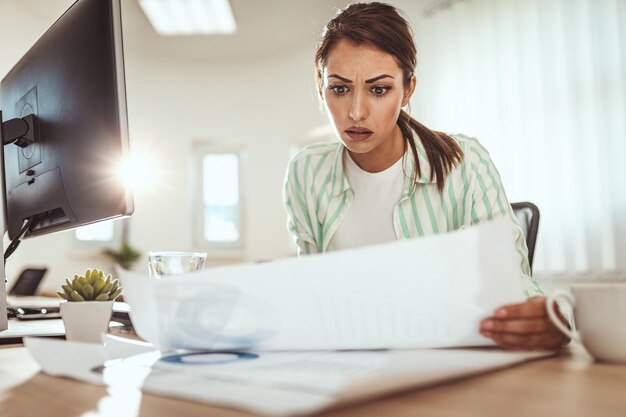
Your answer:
[480,296,567,351]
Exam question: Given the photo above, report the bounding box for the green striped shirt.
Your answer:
[283,134,542,297]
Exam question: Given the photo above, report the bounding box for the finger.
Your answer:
[494,296,548,319]
[481,330,564,350]
[480,318,556,335]
[485,332,564,350]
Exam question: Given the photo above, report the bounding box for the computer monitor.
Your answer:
[0,0,133,331]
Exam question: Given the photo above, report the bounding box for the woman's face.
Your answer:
[322,39,415,169]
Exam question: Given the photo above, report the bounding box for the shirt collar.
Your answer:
[331,137,435,197]
[331,144,351,196]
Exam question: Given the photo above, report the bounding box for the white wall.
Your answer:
[121,47,327,264]
[1,2,331,292]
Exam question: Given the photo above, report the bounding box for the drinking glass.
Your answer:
[148,251,207,278]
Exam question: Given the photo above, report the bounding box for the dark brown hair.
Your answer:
[315,2,463,192]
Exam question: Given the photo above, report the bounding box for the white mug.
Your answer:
[546,283,626,363]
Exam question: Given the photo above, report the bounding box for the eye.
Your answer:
[329,85,349,96]
[371,86,391,96]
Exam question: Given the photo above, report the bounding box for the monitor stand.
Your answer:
[1,111,10,331]
[0,111,55,334]
[0,261,6,332]
[0,202,7,332]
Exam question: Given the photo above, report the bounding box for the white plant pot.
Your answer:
[60,300,114,344]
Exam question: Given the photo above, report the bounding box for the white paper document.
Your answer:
[120,217,525,351]
[25,336,553,416]
[1,319,66,339]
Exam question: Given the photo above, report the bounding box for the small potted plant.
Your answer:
[102,240,141,270]
[57,269,122,343]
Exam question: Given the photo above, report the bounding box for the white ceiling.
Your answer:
[11,0,353,64]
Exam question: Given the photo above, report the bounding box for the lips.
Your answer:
[345,126,373,140]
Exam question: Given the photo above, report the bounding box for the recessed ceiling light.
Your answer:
[138,0,237,36]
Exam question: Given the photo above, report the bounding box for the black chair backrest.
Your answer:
[9,268,48,296]
[511,202,539,270]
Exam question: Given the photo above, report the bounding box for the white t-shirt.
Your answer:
[327,152,406,251]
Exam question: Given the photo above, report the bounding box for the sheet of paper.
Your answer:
[141,348,552,416]
[7,296,131,312]
[0,319,124,342]
[1,319,66,339]
[121,217,524,351]
[25,336,552,417]
[153,350,389,394]
[24,335,157,384]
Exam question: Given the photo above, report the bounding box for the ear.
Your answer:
[318,69,327,102]
[401,75,416,107]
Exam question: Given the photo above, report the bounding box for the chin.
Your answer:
[341,140,375,155]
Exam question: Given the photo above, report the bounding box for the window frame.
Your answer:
[71,217,125,256]
[191,142,245,257]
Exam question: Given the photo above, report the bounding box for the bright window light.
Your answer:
[75,220,115,242]
[202,153,240,243]
[116,152,155,192]
[139,0,237,36]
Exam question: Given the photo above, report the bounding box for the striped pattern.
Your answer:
[283,134,542,297]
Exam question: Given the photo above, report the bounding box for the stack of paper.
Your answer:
[25,336,552,416]
[120,217,525,351]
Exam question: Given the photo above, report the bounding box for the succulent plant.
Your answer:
[102,241,141,270]
[57,269,122,302]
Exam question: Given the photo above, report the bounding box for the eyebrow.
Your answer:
[327,74,394,83]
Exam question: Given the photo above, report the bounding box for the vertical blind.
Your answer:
[411,0,626,277]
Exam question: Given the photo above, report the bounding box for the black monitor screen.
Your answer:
[0,0,133,240]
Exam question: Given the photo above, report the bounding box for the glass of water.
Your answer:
[148,251,207,278]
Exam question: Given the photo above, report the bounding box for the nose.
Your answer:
[348,90,368,121]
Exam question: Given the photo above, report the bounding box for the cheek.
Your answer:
[376,98,403,128]
[323,96,344,122]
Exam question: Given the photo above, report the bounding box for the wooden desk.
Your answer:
[0,343,624,417]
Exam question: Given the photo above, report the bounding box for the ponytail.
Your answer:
[397,110,463,192]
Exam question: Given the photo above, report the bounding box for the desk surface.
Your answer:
[0,341,624,417]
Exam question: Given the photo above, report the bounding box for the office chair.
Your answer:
[8,268,48,296]
[511,202,540,269]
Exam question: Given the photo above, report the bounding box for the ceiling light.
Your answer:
[138,0,237,36]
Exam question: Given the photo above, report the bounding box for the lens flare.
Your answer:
[116,153,155,191]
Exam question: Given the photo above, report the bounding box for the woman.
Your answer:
[283,2,565,350]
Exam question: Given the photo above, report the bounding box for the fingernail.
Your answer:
[482,320,493,329]
[496,309,507,317]
[481,330,492,337]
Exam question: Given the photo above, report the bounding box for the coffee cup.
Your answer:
[546,283,626,363]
